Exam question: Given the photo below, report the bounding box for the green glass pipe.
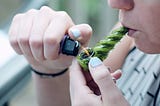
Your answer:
[76,26,128,71]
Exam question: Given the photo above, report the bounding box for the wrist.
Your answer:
[31,67,68,78]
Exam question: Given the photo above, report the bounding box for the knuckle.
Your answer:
[12,13,24,22]
[59,11,68,16]
[26,9,37,15]
[55,11,73,26]
[56,11,69,19]
[38,6,55,18]
[40,6,51,12]
[54,11,73,26]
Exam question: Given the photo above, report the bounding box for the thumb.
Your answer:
[88,57,128,105]
[88,57,115,89]
[68,24,92,47]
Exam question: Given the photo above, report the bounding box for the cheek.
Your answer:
[143,23,160,47]
[137,12,160,53]
[134,32,160,53]
[138,5,160,44]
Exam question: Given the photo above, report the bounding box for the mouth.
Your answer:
[121,23,138,37]
[127,28,137,37]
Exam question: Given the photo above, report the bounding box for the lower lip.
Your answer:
[128,29,137,37]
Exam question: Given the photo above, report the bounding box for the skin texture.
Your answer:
[109,0,160,54]
[69,0,160,106]
[8,0,160,106]
[9,6,133,105]
[9,6,92,74]
[70,59,130,106]
[9,6,92,106]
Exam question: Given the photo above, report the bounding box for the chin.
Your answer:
[134,38,160,54]
[136,45,160,54]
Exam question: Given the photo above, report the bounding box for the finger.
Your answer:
[68,24,92,47]
[81,70,101,95]
[111,69,122,80]
[17,9,37,57]
[89,57,127,105]
[70,59,86,87]
[29,6,55,61]
[110,70,122,83]
[43,11,74,59]
[69,59,93,99]
[8,14,24,54]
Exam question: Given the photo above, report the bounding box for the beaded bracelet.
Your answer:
[31,67,68,78]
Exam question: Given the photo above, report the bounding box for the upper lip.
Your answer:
[121,22,137,31]
[121,22,130,29]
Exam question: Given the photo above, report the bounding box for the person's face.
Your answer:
[108,0,160,54]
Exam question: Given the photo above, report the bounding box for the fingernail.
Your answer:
[89,57,102,68]
[70,29,81,39]
[112,77,116,83]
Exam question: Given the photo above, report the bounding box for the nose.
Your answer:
[108,0,134,10]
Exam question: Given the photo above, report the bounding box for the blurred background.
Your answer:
[0,0,118,106]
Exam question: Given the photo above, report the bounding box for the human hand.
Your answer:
[70,57,130,106]
[9,6,92,73]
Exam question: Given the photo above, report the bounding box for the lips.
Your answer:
[121,23,138,37]
[128,29,137,37]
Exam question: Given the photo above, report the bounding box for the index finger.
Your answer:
[69,59,86,87]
